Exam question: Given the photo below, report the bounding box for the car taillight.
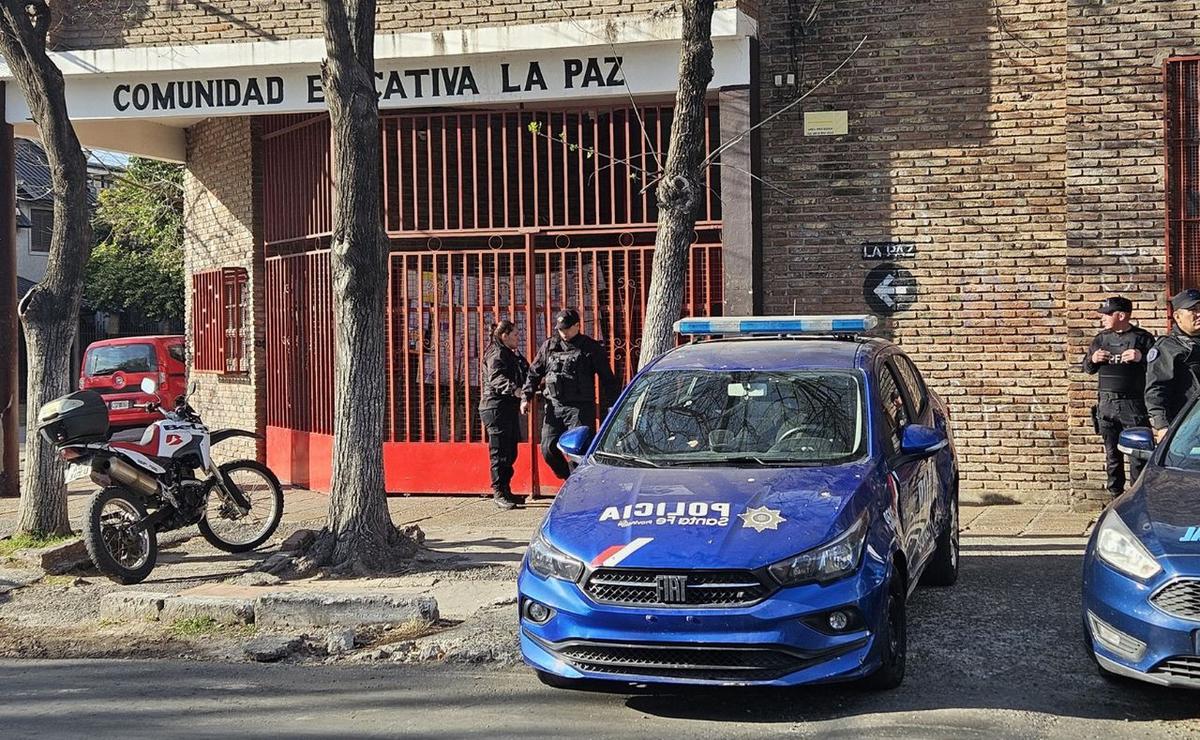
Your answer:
[60,448,82,461]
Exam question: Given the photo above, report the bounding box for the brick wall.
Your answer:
[755,1,1200,505]
[1061,3,1198,504]
[758,0,1072,503]
[183,116,264,464]
[50,0,750,50]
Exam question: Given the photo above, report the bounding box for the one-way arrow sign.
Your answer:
[863,263,917,316]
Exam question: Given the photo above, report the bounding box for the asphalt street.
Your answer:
[0,536,1197,739]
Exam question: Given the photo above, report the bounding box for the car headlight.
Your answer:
[526,532,584,583]
[769,512,869,586]
[1095,511,1161,581]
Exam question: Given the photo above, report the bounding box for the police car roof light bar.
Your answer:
[673,315,879,337]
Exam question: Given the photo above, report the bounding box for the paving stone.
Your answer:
[161,595,255,625]
[244,635,303,662]
[13,538,90,575]
[326,627,356,655]
[255,592,438,629]
[99,591,171,622]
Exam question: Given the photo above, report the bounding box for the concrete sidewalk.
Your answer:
[2,485,1098,544]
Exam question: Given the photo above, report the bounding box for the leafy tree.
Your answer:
[1,0,93,536]
[86,158,184,321]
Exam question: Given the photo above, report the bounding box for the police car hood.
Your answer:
[543,461,873,570]
[1120,466,1200,560]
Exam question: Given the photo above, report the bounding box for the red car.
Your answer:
[79,335,187,430]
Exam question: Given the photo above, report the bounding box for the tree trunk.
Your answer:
[317,0,415,571]
[0,1,94,536]
[637,0,716,369]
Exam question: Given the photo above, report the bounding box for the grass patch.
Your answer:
[0,533,74,557]
[40,575,76,587]
[167,616,219,638]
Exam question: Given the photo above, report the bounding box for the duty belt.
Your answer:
[1098,391,1143,400]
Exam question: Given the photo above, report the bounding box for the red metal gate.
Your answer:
[261,106,724,495]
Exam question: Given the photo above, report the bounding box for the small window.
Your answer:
[192,267,249,374]
[892,356,928,418]
[877,363,910,455]
[167,343,186,364]
[30,208,52,253]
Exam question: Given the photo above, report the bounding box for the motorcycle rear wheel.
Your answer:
[199,460,284,553]
[83,487,158,585]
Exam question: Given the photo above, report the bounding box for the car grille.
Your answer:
[1151,657,1200,686]
[1150,579,1200,621]
[583,568,771,607]
[546,640,812,682]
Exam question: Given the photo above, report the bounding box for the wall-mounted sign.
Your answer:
[6,39,751,122]
[862,242,917,260]
[803,110,848,136]
[863,263,917,316]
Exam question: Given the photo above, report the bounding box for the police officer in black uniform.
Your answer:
[1083,296,1155,495]
[521,308,619,480]
[1146,288,1200,444]
[479,320,529,510]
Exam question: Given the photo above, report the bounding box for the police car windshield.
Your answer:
[1162,403,1200,471]
[596,369,865,466]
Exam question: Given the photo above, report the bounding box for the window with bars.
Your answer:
[1167,59,1200,295]
[192,267,249,374]
[30,207,52,253]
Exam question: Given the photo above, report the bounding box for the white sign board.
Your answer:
[5,39,751,123]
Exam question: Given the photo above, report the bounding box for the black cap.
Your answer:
[1172,289,1200,311]
[1097,296,1133,315]
[554,308,580,330]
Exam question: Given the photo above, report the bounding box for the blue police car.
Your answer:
[518,315,960,689]
[1082,409,1200,689]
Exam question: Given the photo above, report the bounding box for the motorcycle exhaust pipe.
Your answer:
[95,457,160,498]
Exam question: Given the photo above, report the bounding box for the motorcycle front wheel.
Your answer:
[198,460,284,553]
[83,486,158,585]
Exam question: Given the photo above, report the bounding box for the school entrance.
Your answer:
[261,104,727,495]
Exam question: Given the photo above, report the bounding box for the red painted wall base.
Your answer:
[267,426,561,496]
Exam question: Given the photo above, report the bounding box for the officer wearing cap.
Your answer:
[521,308,619,480]
[1146,288,1200,443]
[1083,296,1155,495]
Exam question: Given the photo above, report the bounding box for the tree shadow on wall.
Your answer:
[49,0,286,50]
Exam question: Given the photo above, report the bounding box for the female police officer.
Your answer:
[479,320,529,510]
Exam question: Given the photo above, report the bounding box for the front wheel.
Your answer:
[863,576,907,690]
[83,487,158,585]
[198,460,284,553]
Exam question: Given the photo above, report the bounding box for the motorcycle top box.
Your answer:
[38,390,110,445]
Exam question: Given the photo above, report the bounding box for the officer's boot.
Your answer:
[493,489,516,511]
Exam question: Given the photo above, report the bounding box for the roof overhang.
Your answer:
[2,9,756,162]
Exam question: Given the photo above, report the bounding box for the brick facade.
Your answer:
[754,0,1193,506]
[182,116,265,464]
[43,1,1197,504]
[50,0,750,50]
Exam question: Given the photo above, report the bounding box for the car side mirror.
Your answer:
[140,377,158,395]
[1118,427,1155,461]
[894,424,947,467]
[557,426,594,463]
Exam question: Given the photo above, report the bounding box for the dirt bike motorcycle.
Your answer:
[37,377,283,584]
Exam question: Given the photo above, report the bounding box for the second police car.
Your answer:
[518,315,959,689]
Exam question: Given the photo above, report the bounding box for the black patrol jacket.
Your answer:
[1082,327,1155,396]
[523,333,619,413]
[1145,326,1200,429]
[480,341,529,411]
